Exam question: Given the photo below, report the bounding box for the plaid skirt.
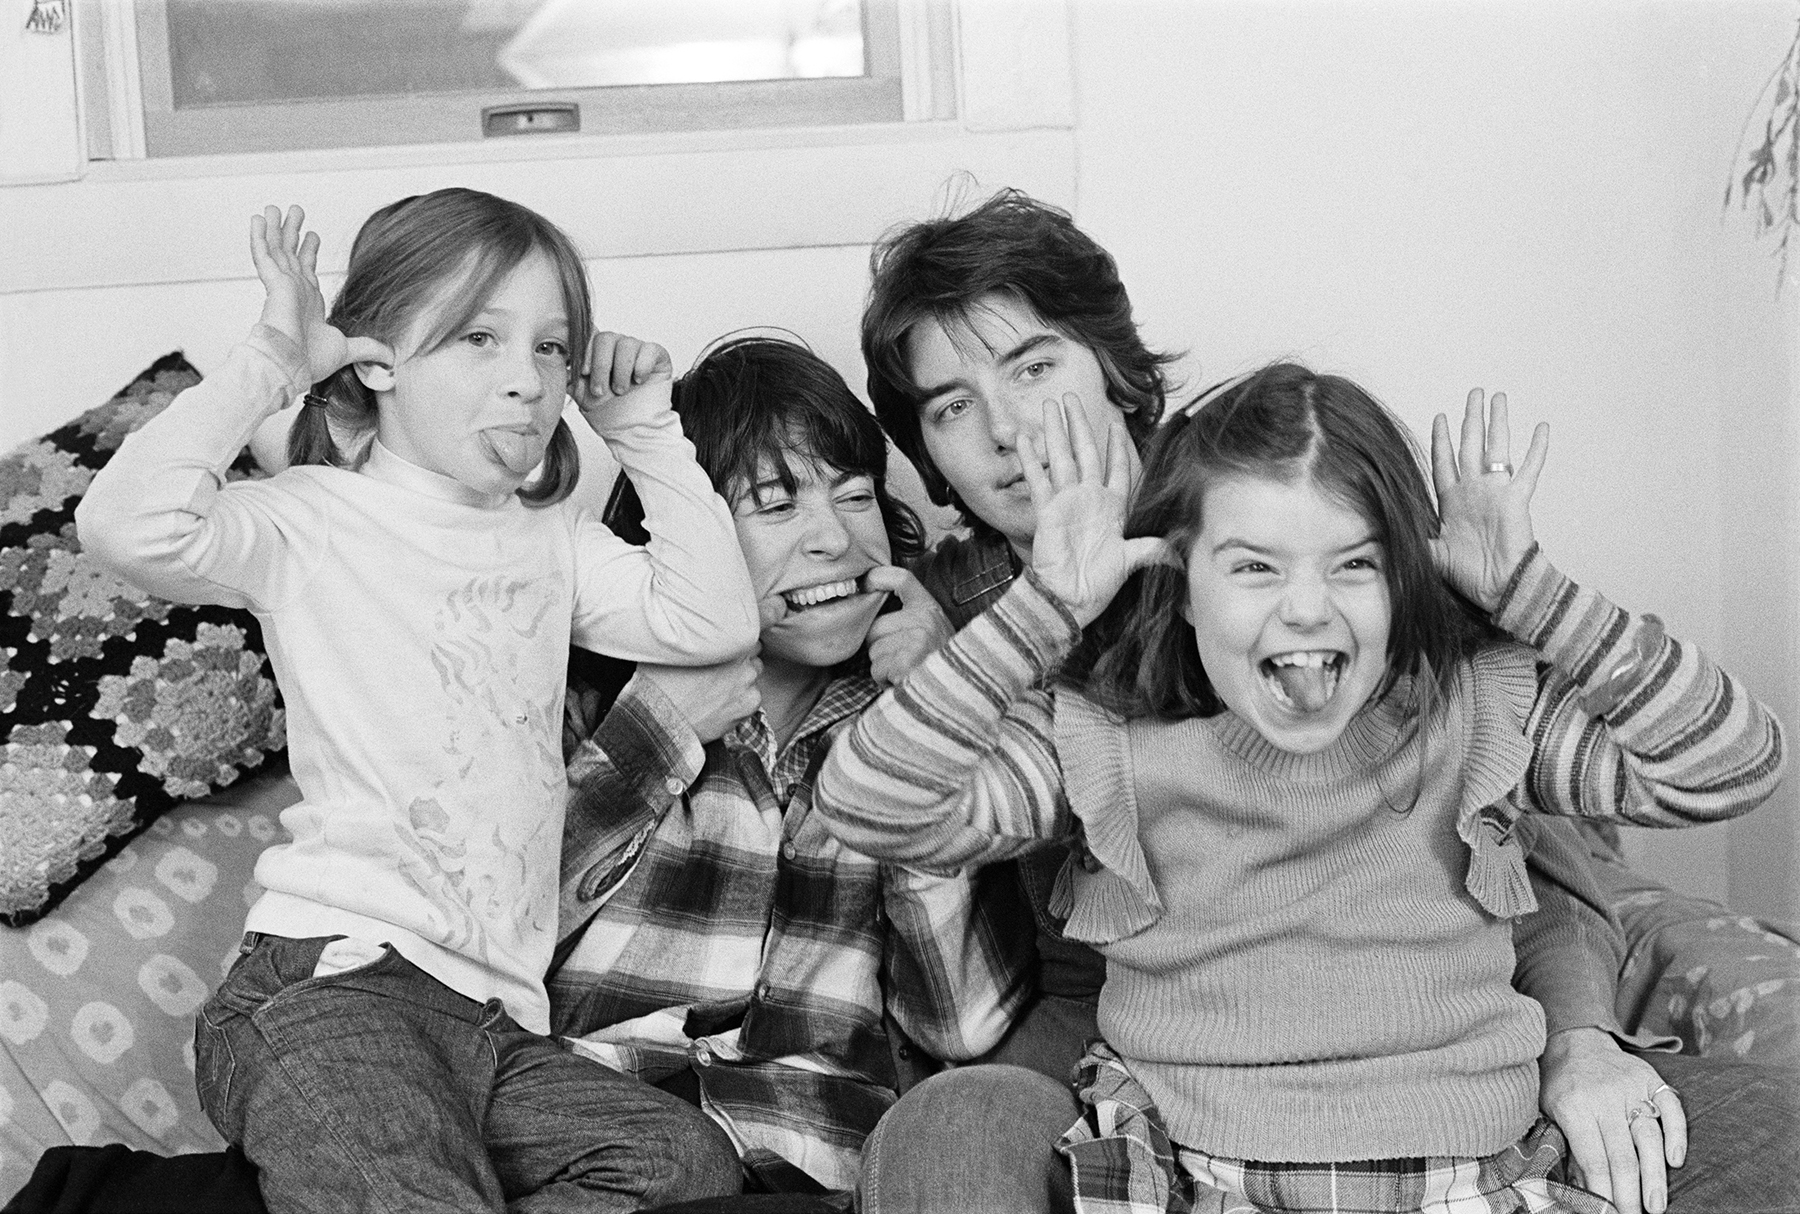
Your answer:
[1056,1043,1617,1214]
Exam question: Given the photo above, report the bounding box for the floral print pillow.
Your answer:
[0,354,285,926]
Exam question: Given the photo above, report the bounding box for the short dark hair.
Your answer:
[1070,362,1492,720]
[862,188,1175,526]
[608,335,925,565]
[290,187,590,506]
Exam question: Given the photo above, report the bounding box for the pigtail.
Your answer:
[287,365,378,471]
[518,417,580,506]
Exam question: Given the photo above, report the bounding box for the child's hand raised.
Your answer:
[248,205,390,385]
[1429,387,1549,613]
[1024,393,1170,627]
[575,331,674,429]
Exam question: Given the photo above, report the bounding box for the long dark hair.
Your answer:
[288,187,591,506]
[861,188,1176,531]
[1069,362,1493,720]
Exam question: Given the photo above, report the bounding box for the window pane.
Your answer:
[164,0,868,109]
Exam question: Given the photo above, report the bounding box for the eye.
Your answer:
[928,398,971,425]
[1339,552,1383,576]
[755,498,797,519]
[462,330,495,348]
[536,339,570,362]
[1231,560,1275,576]
[836,487,878,510]
[1019,359,1053,380]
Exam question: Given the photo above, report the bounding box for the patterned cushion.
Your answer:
[1602,855,1800,1063]
[0,354,286,927]
[0,770,299,1198]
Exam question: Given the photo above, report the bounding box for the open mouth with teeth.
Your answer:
[1261,650,1346,713]
[781,576,864,613]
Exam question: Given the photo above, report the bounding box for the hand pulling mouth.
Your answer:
[781,577,861,612]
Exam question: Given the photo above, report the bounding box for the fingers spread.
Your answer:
[281,205,305,253]
[1018,428,1051,505]
[249,214,276,282]
[298,229,321,283]
[1514,420,1551,495]
[1041,398,1077,488]
[1459,387,1486,477]
[1064,393,1104,482]
[1485,389,1511,464]
[1430,413,1457,497]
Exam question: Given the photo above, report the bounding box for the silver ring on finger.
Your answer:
[1484,460,1514,475]
[1627,1098,1661,1126]
[1649,1082,1678,1101]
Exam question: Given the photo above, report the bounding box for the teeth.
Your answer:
[1262,651,1344,713]
[1267,651,1336,669]
[783,578,858,609]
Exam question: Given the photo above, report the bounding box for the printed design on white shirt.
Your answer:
[391,574,565,962]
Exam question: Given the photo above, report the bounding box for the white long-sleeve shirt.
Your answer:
[77,327,757,1032]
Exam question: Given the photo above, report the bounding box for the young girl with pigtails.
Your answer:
[814,364,1785,1214]
[77,190,758,1212]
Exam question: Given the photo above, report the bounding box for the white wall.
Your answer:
[1069,0,1799,920]
[2,0,1794,918]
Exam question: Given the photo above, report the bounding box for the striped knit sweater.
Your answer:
[813,548,1785,1162]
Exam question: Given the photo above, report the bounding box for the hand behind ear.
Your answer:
[249,203,393,386]
[350,342,399,392]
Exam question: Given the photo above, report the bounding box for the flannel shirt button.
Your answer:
[695,1046,713,1066]
[755,982,772,1002]
[782,842,797,860]
[663,777,684,796]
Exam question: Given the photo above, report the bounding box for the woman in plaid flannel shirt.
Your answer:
[548,335,1034,1202]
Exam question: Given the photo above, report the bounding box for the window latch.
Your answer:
[482,103,580,137]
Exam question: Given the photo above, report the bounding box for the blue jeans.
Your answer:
[195,934,741,1214]
[858,1065,1078,1214]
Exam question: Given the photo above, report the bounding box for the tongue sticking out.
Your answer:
[487,430,538,475]
[1271,661,1336,713]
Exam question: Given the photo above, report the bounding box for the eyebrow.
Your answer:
[745,467,869,497]
[1209,533,1381,558]
[470,302,569,329]
[913,332,1064,401]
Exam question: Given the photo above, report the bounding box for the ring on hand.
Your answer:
[1649,1082,1677,1101]
[1484,460,1514,475]
[1627,1098,1661,1126]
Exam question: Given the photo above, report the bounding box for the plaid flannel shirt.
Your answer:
[549,669,1033,1194]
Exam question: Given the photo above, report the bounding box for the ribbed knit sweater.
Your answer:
[814,551,1785,1162]
[1058,651,1541,1159]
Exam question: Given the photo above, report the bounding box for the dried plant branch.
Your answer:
[1727,16,1800,290]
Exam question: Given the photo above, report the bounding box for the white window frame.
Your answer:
[108,0,917,159]
[0,0,1076,296]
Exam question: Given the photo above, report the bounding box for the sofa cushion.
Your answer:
[0,354,286,926]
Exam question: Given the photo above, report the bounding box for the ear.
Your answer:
[354,359,396,392]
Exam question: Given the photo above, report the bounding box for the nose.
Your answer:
[986,392,1037,453]
[501,344,547,403]
[800,502,852,559]
[1278,575,1331,629]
